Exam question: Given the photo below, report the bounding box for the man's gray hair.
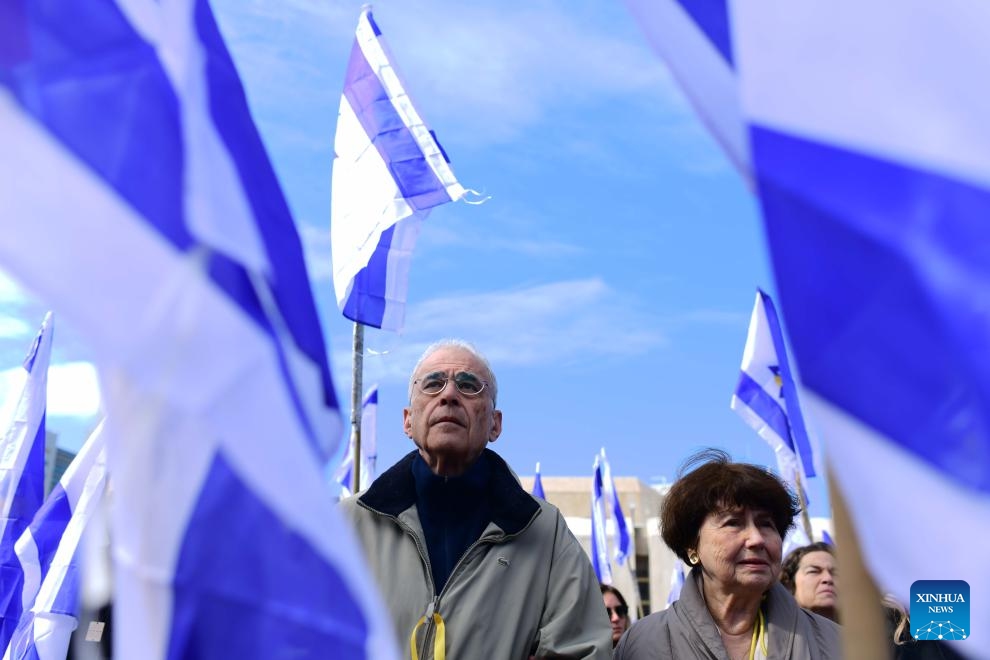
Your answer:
[408,339,498,406]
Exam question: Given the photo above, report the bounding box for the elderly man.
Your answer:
[340,340,612,659]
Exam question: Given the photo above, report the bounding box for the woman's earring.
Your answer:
[688,551,699,565]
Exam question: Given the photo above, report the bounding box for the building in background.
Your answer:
[43,429,77,496]
[519,475,677,617]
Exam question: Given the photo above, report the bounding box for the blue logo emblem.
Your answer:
[910,580,969,641]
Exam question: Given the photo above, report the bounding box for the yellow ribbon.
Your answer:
[748,607,767,660]
[409,612,445,660]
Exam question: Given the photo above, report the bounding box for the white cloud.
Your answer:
[215,0,683,147]
[0,361,101,418]
[0,270,28,305]
[331,277,667,387]
[0,316,30,340]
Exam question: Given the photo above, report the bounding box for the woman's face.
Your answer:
[603,591,629,645]
[694,505,782,596]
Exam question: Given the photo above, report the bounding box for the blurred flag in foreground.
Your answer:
[531,462,546,499]
[4,422,107,660]
[730,289,815,484]
[623,0,749,179]
[0,313,53,649]
[331,6,468,331]
[0,1,397,657]
[630,0,990,650]
[335,385,379,496]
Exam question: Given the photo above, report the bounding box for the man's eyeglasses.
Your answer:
[606,605,629,618]
[414,371,488,397]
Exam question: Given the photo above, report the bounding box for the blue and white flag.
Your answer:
[730,289,816,483]
[3,422,107,660]
[623,0,749,179]
[599,449,631,566]
[331,7,468,331]
[636,1,990,651]
[665,561,685,608]
[0,313,53,650]
[590,454,613,585]
[532,462,546,500]
[334,385,379,496]
[0,1,397,657]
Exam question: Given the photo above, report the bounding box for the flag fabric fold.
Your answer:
[665,561,685,608]
[0,313,54,650]
[0,1,398,657]
[331,6,466,331]
[730,289,815,483]
[531,462,545,500]
[634,0,990,652]
[599,449,631,567]
[590,455,612,585]
[4,422,108,660]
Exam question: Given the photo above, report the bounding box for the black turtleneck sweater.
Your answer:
[411,452,493,594]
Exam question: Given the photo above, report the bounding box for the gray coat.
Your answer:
[614,569,841,659]
[340,449,612,660]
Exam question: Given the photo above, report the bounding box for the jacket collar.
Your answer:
[359,448,539,535]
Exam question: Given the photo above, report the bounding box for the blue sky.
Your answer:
[0,0,831,516]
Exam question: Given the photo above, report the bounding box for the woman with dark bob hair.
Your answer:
[614,449,841,659]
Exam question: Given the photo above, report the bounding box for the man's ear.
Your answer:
[403,407,413,438]
[488,409,503,443]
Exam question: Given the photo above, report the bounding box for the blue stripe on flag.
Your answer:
[752,124,990,492]
[758,290,816,478]
[342,41,452,211]
[0,1,191,250]
[673,0,734,68]
[24,481,72,588]
[733,373,792,447]
[193,0,337,413]
[167,454,369,659]
[342,224,395,327]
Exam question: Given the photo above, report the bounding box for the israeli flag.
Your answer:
[590,454,613,585]
[531,462,546,500]
[334,385,378,495]
[599,449,631,566]
[0,1,398,657]
[623,0,749,179]
[665,561,685,608]
[730,289,816,482]
[4,422,107,660]
[0,313,53,650]
[331,7,468,331]
[636,0,990,651]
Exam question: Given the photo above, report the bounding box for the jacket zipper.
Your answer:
[360,501,543,659]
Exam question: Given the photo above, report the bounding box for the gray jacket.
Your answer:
[340,450,612,660]
[614,569,841,659]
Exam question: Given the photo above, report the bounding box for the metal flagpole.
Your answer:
[350,322,364,493]
[794,470,814,541]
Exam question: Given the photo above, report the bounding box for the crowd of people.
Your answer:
[341,338,966,659]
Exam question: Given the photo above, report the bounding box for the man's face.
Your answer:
[793,550,838,614]
[403,346,502,476]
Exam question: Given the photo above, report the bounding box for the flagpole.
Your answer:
[794,470,814,541]
[351,322,364,493]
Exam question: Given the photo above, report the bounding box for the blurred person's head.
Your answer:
[600,584,630,647]
[780,542,838,621]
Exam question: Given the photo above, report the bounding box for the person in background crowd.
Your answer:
[601,584,631,647]
[614,449,840,659]
[780,542,839,622]
[883,596,965,660]
[340,339,611,659]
